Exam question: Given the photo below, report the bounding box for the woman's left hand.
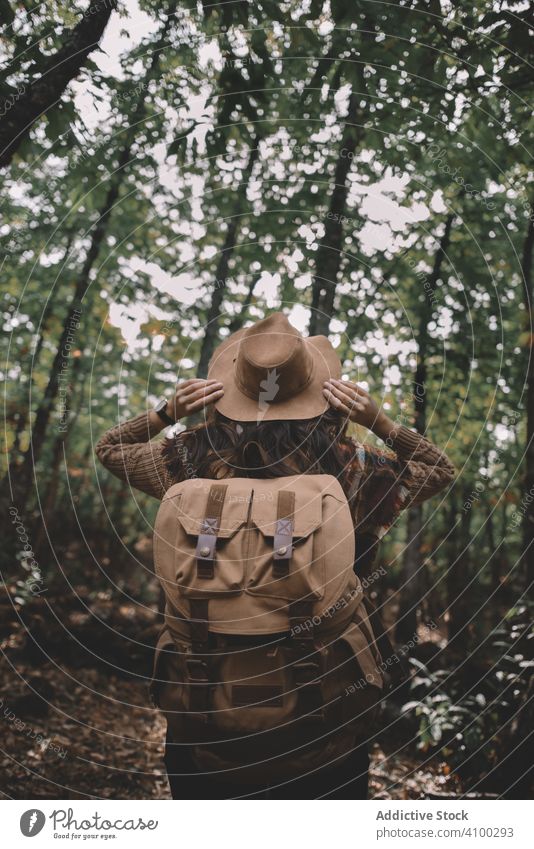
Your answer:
[322,378,389,430]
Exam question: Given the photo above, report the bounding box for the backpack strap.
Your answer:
[195,483,228,579]
[289,598,314,639]
[361,594,410,688]
[289,599,325,721]
[273,489,295,578]
[347,445,366,520]
[293,650,325,721]
[188,598,210,650]
[186,598,211,716]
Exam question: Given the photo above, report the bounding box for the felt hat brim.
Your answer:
[208,328,342,422]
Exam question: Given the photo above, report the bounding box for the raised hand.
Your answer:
[322,378,387,430]
[170,378,224,420]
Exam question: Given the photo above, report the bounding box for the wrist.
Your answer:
[371,412,397,441]
[152,398,177,428]
[148,409,168,432]
[165,399,178,422]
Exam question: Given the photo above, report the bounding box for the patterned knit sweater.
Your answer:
[95,412,455,574]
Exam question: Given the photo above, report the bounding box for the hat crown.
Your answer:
[207,311,341,421]
[236,314,314,403]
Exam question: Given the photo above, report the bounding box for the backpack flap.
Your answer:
[154,480,251,598]
[154,474,356,636]
[246,476,353,609]
[246,481,324,602]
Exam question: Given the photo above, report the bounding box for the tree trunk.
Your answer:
[482,444,500,601]
[520,212,534,588]
[446,484,473,646]
[228,275,258,333]
[308,82,364,337]
[11,6,177,510]
[395,506,425,644]
[499,497,510,596]
[197,139,261,378]
[14,187,115,508]
[395,214,453,644]
[6,237,72,470]
[32,356,86,560]
[0,0,117,168]
[485,500,505,624]
[486,505,499,587]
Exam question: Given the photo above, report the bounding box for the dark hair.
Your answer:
[162,408,354,486]
[162,407,408,579]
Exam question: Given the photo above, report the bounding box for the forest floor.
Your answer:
[0,584,460,800]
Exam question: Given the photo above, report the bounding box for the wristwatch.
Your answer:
[153,398,175,426]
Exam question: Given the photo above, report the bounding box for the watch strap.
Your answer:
[154,401,175,426]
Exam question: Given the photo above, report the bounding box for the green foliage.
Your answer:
[1,1,531,623]
[401,603,534,788]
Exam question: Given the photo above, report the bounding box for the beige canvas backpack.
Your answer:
[151,473,385,783]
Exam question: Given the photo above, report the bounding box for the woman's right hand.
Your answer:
[169,379,224,420]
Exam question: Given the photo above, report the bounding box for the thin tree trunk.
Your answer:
[481,445,500,598]
[446,484,473,646]
[14,187,114,508]
[395,214,453,644]
[228,276,259,333]
[499,497,510,596]
[485,499,506,625]
[307,4,445,339]
[105,486,129,563]
[12,6,177,509]
[520,212,534,588]
[10,411,26,460]
[302,53,336,106]
[197,139,261,378]
[308,80,365,337]
[486,505,499,587]
[0,0,117,168]
[395,507,425,644]
[32,356,86,560]
[6,237,72,470]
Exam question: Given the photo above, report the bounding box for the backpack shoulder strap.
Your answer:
[195,483,228,579]
[272,489,295,578]
[347,445,366,516]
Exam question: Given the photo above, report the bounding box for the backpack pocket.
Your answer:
[210,643,297,734]
[245,483,326,601]
[326,609,384,733]
[154,483,251,598]
[149,629,187,741]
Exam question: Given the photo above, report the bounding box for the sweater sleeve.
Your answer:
[94,412,178,500]
[386,425,456,508]
[344,425,456,536]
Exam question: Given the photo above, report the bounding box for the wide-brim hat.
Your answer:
[207,312,341,422]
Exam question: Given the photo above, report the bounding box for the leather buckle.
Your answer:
[185,656,209,683]
[291,632,314,649]
[296,681,324,721]
[185,655,210,717]
[293,660,320,685]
